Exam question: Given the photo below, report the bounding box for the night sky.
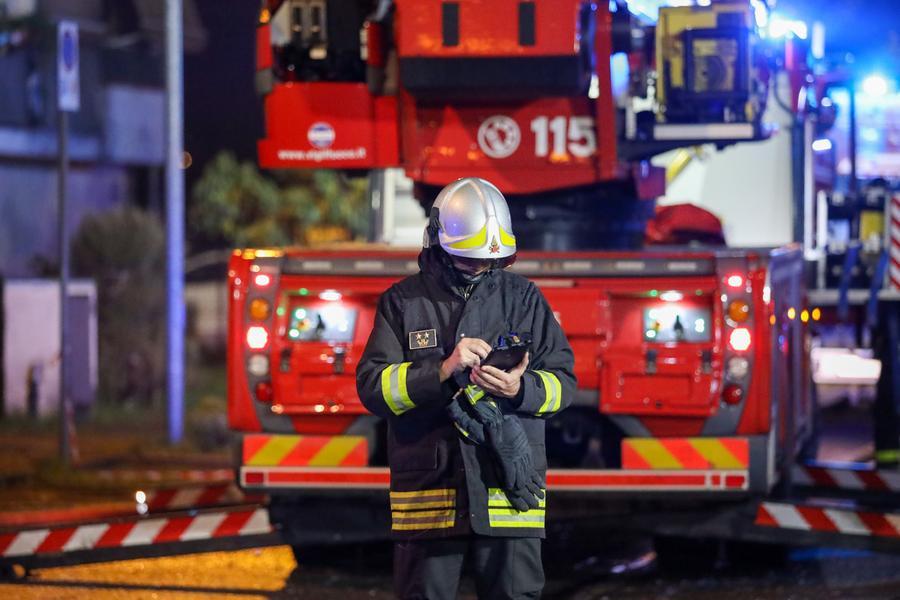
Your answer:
[184,0,261,193]
[778,0,900,71]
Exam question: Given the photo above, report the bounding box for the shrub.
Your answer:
[71,207,165,406]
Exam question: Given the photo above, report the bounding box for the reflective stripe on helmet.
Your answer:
[430,178,516,261]
[447,224,488,250]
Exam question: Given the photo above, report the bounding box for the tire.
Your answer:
[546,408,605,468]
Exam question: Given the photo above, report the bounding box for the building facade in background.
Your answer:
[0,0,206,276]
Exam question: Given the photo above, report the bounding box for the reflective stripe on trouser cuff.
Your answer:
[390,488,456,511]
[534,370,562,415]
[391,509,456,531]
[380,362,414,415]
[464,384,485,404]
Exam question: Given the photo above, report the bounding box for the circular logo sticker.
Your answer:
[477,115,521,159]
[307,122,335,149]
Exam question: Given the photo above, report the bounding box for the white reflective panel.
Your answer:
[248,354,270,377]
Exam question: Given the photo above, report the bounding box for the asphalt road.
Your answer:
[4,541,900,599]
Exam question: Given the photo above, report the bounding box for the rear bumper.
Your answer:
[240,465,750,496]
[238,433,767,497]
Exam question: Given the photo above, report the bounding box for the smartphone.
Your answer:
[481,333,531,371]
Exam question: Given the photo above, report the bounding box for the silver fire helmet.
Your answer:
[424,177,516,261]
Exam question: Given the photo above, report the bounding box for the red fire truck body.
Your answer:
[256,0,621,193]
[229,247,811,504]
[232,0,820,544]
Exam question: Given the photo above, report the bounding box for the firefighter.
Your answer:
[356,177,576,599]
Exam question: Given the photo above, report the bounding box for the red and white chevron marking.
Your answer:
[792,464,900,492]
[0,507,270,558]
[138,483,262,513]
[95,468,233,484]
[756,502,900,538]
[889,193,900,290]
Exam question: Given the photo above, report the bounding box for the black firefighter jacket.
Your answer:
[356,248,576,540]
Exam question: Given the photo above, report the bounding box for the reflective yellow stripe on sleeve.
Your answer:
[534,370,562,415]
[380,362,414,415]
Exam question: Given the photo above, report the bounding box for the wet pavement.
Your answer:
[4,541,900,599]
[3,402,899,598]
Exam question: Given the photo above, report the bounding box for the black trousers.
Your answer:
[393,536,543,600]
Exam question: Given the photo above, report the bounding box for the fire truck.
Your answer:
[228,0,898,552]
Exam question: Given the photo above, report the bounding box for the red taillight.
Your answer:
[247,326,269,350]
[723,385,743,405]
[255,381,273,403]
[729,327,752,352]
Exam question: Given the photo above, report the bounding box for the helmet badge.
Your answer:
[489,236,500,254]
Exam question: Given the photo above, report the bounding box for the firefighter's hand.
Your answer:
[470,353,529,399]
[439,338,492,382]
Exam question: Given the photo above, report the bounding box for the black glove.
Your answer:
[446,395,487,444]
[463,385,503,428]
[486,415,545,510]
[503,486,540,512]
[447,386,503,444]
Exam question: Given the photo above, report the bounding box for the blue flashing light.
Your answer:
[610,52,630,99]
[750,0,768,29]
[626,0,662,21]
[768,15,808,39]
[862,74,889,97]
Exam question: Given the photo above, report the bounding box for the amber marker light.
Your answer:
[249,298,271,321]
[728,300,750,323]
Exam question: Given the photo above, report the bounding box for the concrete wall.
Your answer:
[2,279,97,417]
[185,281,227,352]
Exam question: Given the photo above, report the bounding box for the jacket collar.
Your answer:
[418,247,499,300]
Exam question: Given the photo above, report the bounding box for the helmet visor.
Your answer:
[450,254,517,274]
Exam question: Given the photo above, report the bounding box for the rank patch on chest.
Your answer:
[409,329,437,350]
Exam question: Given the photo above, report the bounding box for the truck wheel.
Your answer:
[546,408,604,468]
